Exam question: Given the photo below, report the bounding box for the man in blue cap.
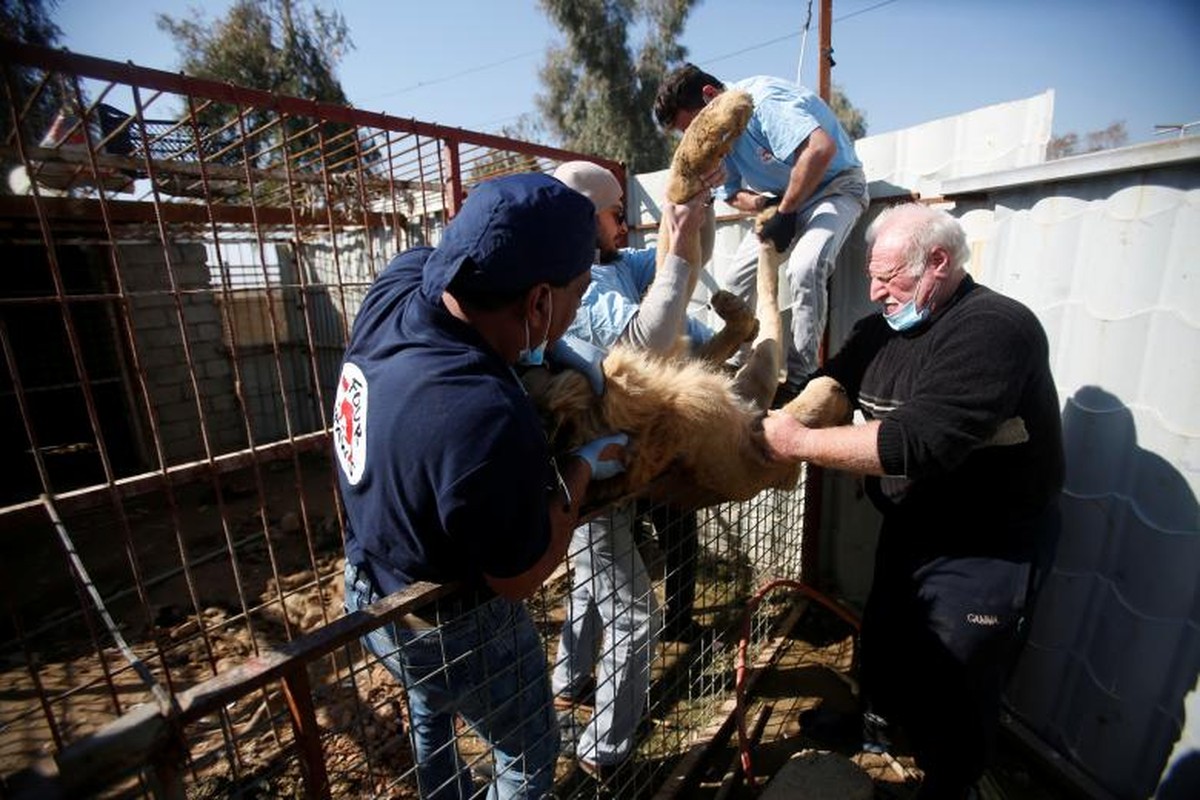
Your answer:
[334,173,627,799]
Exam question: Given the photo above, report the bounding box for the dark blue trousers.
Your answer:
[859,505,1060,799]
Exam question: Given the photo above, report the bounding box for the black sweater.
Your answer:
[823,276,1064,561]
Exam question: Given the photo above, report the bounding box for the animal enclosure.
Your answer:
[0,43,840,799]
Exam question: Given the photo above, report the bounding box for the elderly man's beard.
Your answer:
[597,245,620,264]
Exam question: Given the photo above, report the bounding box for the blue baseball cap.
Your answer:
[422,173,597,301]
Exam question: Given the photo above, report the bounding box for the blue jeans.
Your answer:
[345,563,559,799]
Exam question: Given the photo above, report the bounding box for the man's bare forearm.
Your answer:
[764,411,885,476]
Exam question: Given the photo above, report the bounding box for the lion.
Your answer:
[525,89,851,509]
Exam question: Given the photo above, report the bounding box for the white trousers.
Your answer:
[717,169,868,385]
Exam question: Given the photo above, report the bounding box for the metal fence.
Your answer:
[0,43,829,799]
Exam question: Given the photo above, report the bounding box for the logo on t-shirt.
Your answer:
[333,362,368,485]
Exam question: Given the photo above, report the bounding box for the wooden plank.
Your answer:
[7,702,175,800]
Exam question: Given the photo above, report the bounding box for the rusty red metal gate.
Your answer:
[0,41,823,800]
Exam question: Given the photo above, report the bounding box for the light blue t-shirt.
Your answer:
[717,76,861,202]
[568,247,713,350]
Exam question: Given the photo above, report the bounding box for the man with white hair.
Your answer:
[763,203,1064,800]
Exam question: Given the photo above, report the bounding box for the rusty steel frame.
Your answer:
[5,496,817,800]
[0,40,825,800]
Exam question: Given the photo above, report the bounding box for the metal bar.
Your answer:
[0,194,394,227]
[41,495,176,715]
[178,580,453,719]
[0,42,622,173]
[0,68,143,730]
[63,76,185,709]
[819,0,832,102]
[276,112,338,635]
[0,431,329,520]
[280,666,331,800]
[444,139,463,216]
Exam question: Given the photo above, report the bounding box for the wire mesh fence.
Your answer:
[0,42,826,799]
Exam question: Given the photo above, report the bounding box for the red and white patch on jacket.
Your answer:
[333,362,368,485]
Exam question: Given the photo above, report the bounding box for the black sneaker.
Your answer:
[578,757,620,786]
[661,617,706,643]
[798,705,863,748]
[553,677,596,711]
[558,708,583,758]
[861,709,893,754]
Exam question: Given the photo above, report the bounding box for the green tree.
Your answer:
[1047,120,1128,159]
[156,0,355,172]
[536,0,699,173]
[1,0,59,42]
[535,2,869,171]
[2,0,66,191]
[829,83,867,140]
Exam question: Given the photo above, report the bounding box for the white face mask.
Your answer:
[517,292,552,366]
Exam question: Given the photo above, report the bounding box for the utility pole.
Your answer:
[819,0,832,102]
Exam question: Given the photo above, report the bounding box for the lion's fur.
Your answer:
[529,344,850,508]
[656,90,755,294]
[665,90,754,205]
[525,86,850,509]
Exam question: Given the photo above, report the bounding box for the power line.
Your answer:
[364,0,904,124]
[836,0,903,24]
[360,48,541,103]
[700,0,901,67]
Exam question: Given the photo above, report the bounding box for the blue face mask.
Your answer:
[517,293,552,366]
[884,296,930,331]
[883,273,930,332]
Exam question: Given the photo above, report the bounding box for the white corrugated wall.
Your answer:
[942,143,1200,799]
[633,96,1199,797]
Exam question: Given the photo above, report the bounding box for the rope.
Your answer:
[797,0,815,86]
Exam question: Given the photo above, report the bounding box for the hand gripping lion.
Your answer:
[527,90,851,509]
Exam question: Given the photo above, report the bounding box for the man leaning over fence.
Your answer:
[333,173,628,799]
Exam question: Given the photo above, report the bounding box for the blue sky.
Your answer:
[53,0,1200,146]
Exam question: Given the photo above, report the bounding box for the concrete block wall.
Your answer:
[293,228,397,414]
[118,242,247,464]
